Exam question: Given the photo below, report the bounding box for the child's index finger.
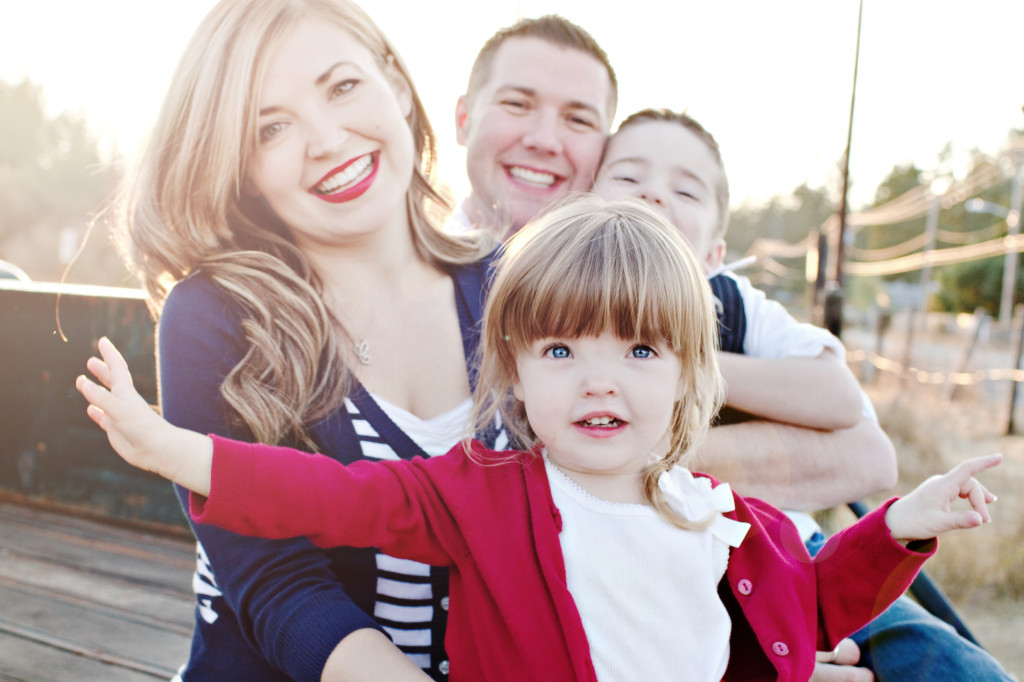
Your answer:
[948,453,1003,483]
[98,337,135,389]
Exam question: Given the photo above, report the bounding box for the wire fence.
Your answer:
[848,347,1024,386]
[741,137,1024,286]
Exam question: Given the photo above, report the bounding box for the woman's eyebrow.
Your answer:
[315,61,355,86]
[258,61,358,116]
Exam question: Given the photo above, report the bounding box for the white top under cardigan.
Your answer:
[546,456,749,682]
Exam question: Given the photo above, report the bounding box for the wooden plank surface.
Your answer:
[0,502,194,681]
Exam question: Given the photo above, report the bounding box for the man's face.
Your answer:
[456,36,613,237]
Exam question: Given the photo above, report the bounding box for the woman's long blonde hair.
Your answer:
[117,0,491,448]
[473,196,725,529]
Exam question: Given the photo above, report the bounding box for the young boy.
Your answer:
[593,109,1015,680]
[595,108,865,442]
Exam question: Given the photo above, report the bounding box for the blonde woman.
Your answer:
[118,0,493,679]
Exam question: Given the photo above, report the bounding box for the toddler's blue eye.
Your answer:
[631,345,654,359]
[546,345,571,359]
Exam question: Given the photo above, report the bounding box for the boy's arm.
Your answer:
[718,349,862,430]
[724,273,862,429]
[706,273,897,509]
[696,416,898,510]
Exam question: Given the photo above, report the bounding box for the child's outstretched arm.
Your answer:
[885,453,1002,543]
[76,337,213,496]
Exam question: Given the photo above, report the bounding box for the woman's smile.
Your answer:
[312,151,379,202]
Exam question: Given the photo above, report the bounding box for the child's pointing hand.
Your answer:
[885,453,1002,544]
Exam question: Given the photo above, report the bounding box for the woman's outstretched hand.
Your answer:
[77,337,213,496]
[885,453,1002,543]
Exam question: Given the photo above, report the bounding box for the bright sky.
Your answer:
[2,0,1021,209]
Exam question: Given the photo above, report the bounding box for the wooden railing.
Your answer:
[0,280,186,531]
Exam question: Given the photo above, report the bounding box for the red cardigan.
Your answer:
[192,436,932,681]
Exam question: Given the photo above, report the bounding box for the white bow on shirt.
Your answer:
[657,467,751,548]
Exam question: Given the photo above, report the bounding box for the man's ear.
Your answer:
[704,238,727,274]
[455,96,470,146]
[384,56,414,118]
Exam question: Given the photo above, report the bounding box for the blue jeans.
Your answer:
[805,532,1013,681]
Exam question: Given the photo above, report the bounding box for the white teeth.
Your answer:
[316,154,374,194]
[582,416,616,426]
[508,166,557,188]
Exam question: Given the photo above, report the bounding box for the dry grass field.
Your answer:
[868,388,1022,679]
[842,321,1024,679]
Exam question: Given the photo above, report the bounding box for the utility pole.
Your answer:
[825,0,864,339]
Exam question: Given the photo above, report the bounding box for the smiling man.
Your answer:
[450,16,617,238]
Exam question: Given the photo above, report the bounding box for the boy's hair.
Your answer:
[473,195,725,529]
[464,15,618,119]
[614,109,731,239]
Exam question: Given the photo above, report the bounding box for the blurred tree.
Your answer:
[934,138,1023,315]
[0,78,124,284]
[857,162,927,272]
[722,128,1024,326]
[728,183,832,255]
[727,183,833,308]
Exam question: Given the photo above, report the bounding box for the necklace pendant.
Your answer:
[354,339,372,365]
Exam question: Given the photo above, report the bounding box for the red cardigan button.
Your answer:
[737,578,753,595]
[772,641,790,656]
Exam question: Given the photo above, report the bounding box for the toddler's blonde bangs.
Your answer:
[491,197,714,359]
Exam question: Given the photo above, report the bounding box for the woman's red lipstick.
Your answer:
[311,152,378,203]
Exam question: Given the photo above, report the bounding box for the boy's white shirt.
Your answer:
[721,270,846,362]
[714,269,877,541]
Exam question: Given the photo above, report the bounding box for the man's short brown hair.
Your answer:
[465,15,617,119]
